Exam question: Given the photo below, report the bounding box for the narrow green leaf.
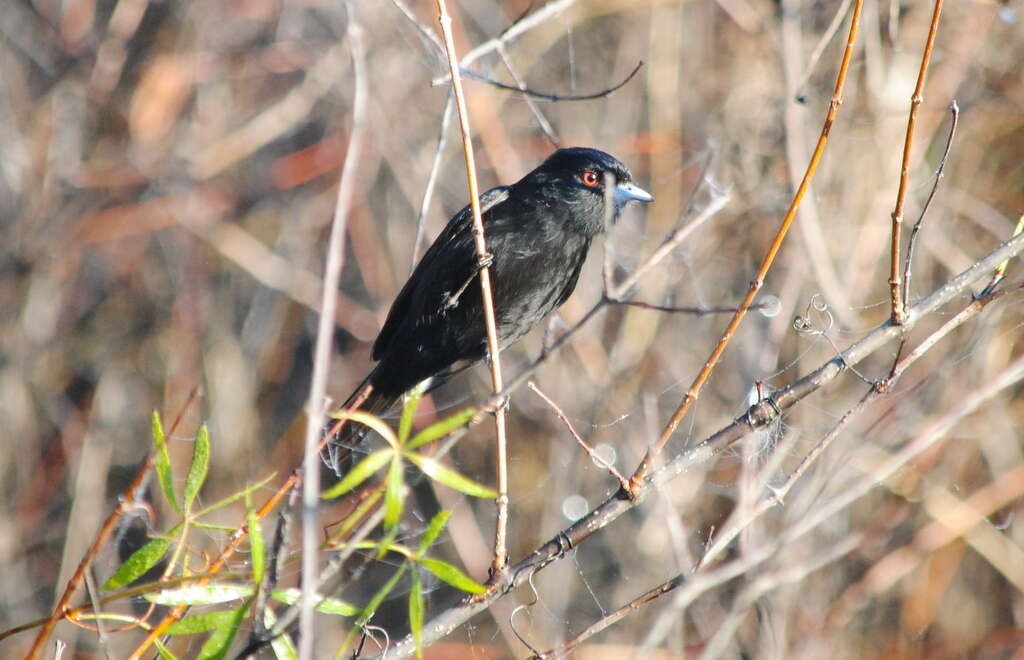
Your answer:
[152,411,181,514]
[146,583,252,606]
[166,610,236,635]
[102,538,171,590]
[409,568,424,659]
[357,564,407,625]
[321,449,393,499]
[191,472,277,520]
[418,511,451,555]
[398,386,424,444]
[384,458,405,529]
[189,522,238,532]
[270,588,358,616]
[405,454,496,498]
[154,639,181,660]
[183,424,211,511]
[261,607,299,660]
[196,600,249,660]
[328,409,398,447]
[418,557,486,594]
[375,524,401,560]
[407,407,476,450]
[248,506,265,584]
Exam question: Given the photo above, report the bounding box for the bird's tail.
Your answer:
[321,371,401,477]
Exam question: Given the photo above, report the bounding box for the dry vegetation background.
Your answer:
[2,0,1024,657]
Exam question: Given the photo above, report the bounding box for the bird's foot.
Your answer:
[485,394,510,415]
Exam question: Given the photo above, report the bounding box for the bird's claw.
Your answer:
[486,394,510,415]
[477,252,494,270]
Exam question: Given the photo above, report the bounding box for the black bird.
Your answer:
[327,147,652,469]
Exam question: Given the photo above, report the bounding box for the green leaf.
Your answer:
[192,472,277,520]
[321,449,393,499]
[398,386,424,444]
[409,569,425,659]
[407,407,476,450]
[270,588,358,616]
[328,409,398,448]
[384,458,405,529]
[102,538,171,590]
[248,505,265,584]
[189,522,238,532]
[418,557,486,594]
[334,539,412,559]
[196,600,249,660]
[405,454,497,498]
[418,511,451,555]
[146,583,252,606]
[357,564,407,625]
[183,424,211,511]
[166,610,236,635]
[152,411,181,514]
[154,639,180,660]
[261,607,299,660]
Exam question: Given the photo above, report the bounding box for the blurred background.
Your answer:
[2,0,1023,657]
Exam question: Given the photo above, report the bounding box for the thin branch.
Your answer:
[460,60,644,102]
[982,212,1024,296]
[496,43,559,146]
[528,382,629,491]
[434,0,512,575]
[903,100,958,303]
[792,0,855,103]
[412,92,455,267]
[432,0,580,83]
[888,0,944,324]
[628,0,865,490]
[298,10,367,658]
[607,298,770,315]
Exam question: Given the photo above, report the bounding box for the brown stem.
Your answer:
[434,0,511,575]
[889,0,944,325]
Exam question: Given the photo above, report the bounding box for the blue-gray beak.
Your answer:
[613,181,654,208]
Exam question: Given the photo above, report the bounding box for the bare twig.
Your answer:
[792,0,855,102]
[607,298,770,315]
[432,0,580,84]
[461,60,644,102]
[982,212,1024,295]
[903,100,958,303]
[628,0,864,491]
[298,10,367,658]
[496,44,559,146]
[888,0,944,324]
[528,382,629,491]
[412,92,455,267]
[434,0,511,575]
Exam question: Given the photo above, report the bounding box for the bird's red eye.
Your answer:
[581,171,600,187]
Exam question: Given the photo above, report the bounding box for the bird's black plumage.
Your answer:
[327,147,652,469]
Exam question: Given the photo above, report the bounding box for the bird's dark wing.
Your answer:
[372,185,511,361]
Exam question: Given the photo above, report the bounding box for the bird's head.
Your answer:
[523,147,654,235]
